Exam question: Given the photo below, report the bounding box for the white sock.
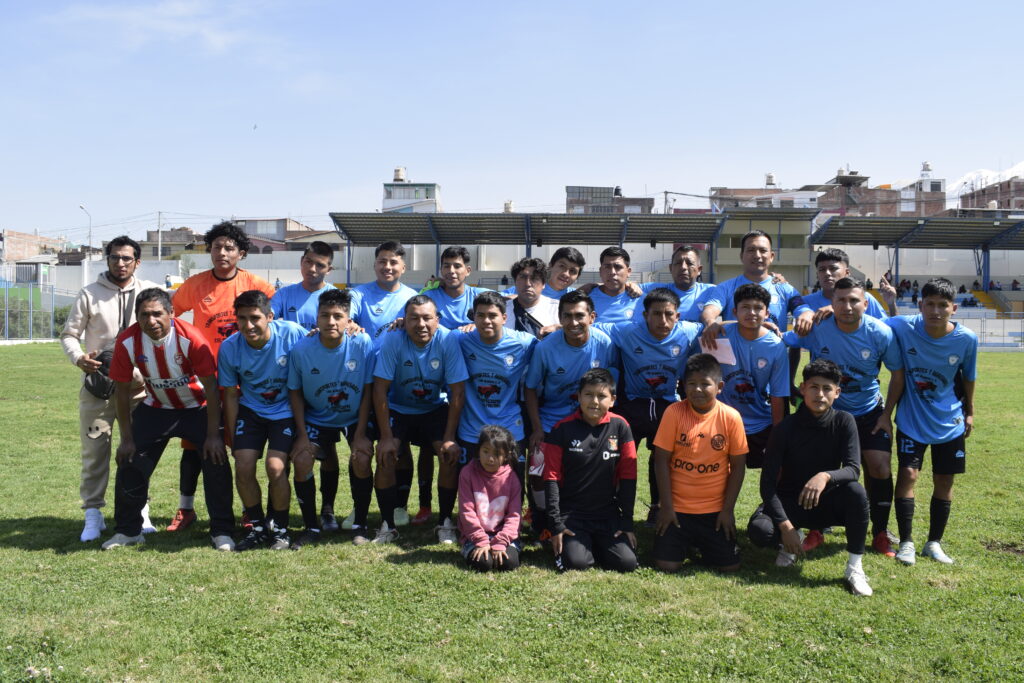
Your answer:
[847,553,864,571]
[180,495,195,509]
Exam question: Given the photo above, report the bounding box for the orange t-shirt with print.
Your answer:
[653,399,748,514]
[172,268,275,356]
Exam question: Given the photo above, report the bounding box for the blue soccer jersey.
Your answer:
[424,285,491,330]
[271,283,337,330]
[703,275,811,328]
[374,326,469,415]
[718,323,789,434]
[543,284,575,300]
[524,328,619,431]
[783,315,900,416]
[458,329,537,442]
[887,314,978,444]
[287,332,376,429]
[596,320,702,402]
[640,281,714,322]
[218,320,307,420]
[802,290,889,320]
[590,287,642,324]
[349,281,419,349]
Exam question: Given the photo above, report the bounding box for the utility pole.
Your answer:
[79,205,92,286]
[157,211,162,262]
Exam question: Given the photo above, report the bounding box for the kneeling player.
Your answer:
[747,359,873,596]
[653,354,747,573]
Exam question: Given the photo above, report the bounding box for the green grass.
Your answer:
[1,344,1022,681]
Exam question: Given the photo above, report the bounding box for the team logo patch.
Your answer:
[591,359,600,368]
[277,355,288,367]
[403,360,414,367]
[820,346,831,355]
[757,358,768,369]
[283,427,293,436]
[671,345,681,357]
[908,347,918,356]
[625,309,634,318]
[202,295,214,304]
[955,450,965,459]
[467,353,477,361]
[174,352,186,366]
[711,434,726,450]
[373,306,384,315]
[136,354,148,363]
[346,360,357,371]
[771,295,779,304]
[504,354,515,367]
[556,367,565,375]
[948,355,959,365]
[633,346,644,354]
[607,436,618,451]
[860,349,871,360]
[430,358,440,370]
[288,306,297,313]
[311,367,320,375]
[571,439,581,448]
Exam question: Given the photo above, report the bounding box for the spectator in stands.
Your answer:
[972,280,981,290]
[911,287,919,306]
[958,285,967,294]
[1013,279,1020,291]
[866,278,874,290]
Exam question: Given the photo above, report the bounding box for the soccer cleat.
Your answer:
[211,534,235,552]
[896,541,917,565]
[372,521,399,544]
[436,518,458,545]
[351,525,371,546]
[393,507,410,527]
[411,507,432,525]
[269,525,292,551]
[290,528,321,551]
[234,525,270,552]
[241,511,253,530]
[140,503,157,535]
[101,532,145,550]
[340,511,356,531]
[922,541,954,565]
[872,531,896,558]
[80,508,106,542]
[775,549,797,567]
[845,565,874,597]
[802,529,825,552]
[320,512,339,533]
[166,508,197,532]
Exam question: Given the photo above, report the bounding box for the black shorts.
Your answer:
[855,404,892,453]
[232,404,295,455]
[653,511,740,568]
[744,426,773,469]
[896,431,966,475]
[615,396,674,445]
[305,420,379,460]
[390,405,448,449]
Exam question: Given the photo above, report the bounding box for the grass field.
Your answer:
[1,343,1022,681]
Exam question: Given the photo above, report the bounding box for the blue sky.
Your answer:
[2,1,1022,245]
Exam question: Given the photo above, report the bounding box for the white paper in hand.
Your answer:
[701,337,737,366]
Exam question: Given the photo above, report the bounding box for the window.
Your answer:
[756,199,772,207]
[931,182,942,192]
[780,199,794,208]
[262,246,273,254]
[253,220,279,236]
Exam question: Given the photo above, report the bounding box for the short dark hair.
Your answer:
[558,289,594,316]
[733,283,771,308]
[233,289,272,316]
[375,241,406,259]
[803,358,842,384]
[921,277,956,302]
[683,353,722,383]
[671,245,701,263]
[472,290,506,313]
[579,368,616,397]
[303,241,334,262]
[815,247,849,267]
[510,257,548,283]
[404,294,437,315]
[833,277,864,293]
[136,287,172,315]
[105,235,141,260]
[317,287,352,314]
[205,221,251,255]
[441,246,470,264]
[643,287,680,312]
[476,425,517,464]
[550,247,585,269]
[600,246,630,267]
[740,230,772,251]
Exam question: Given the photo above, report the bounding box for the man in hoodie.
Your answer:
[61,236,161,542]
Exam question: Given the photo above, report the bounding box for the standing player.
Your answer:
[503,257,559,335]
[372,295,467,543]
[424,246,490,330]
[884,277,977,566]
[640,245,713,323]
[170,221,275,531]
[287,289,378,545]
[587,247,642,324]
[102,288,234,550]
[504,247,586,300]
[803,248,896,322]
[218,291,308,551]
[270,241,336,330]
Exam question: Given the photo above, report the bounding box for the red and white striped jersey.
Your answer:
[111,318,217,410]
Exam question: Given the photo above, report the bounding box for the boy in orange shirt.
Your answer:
[652,353,747,572]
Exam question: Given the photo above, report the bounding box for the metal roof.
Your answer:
[810,216,1024,250]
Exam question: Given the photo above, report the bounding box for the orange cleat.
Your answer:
[166,508,196,532]
[411,507,433,526]
[872,531,897,557]
[801,529,825,552]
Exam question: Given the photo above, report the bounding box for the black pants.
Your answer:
[463,540,522,572]
[114,404,234,536]
[558,517,638,573]
[747,481,868,554]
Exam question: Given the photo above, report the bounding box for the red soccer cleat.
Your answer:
[801,529,825,552]
[411,507,433,526]
[872,531,897,558]
[166,508,196,532]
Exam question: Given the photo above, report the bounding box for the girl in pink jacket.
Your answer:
[458,425,523,572]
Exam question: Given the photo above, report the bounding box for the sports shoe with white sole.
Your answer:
[845,565,873,596]
[922,541,954,564]
[436,518,458,545]
[372,521,399,544]
[235,525,270,552]
[141,502,157,534]
[351,525,371,546]
[896,541,917,565]
[320,512,339,532]
[290,528,321,551]
[101,532,145,550]
[340,511,356,531]
[393,507,410,527]
[81,508,106,542]
[270,526,292,551]
[211,534,235,552]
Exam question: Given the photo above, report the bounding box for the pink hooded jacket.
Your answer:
[457,459,522,552]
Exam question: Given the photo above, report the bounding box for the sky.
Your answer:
[2,0,1023,246]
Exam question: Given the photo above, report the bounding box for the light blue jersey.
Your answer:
[718,323,789,434]
[424,285,491,330]
[640,281,714,322]
[596,320,702,402]
[783,315,900,416]
[523,328,619,431]
[458,329,537,442]
[374,326,469,415]
[503,284,575,300]
[590,287,642,324]
[888,314,978,444]
[802,289,889,320]
[287,332,376,429]
[349,281,419,349]
[271,283,337,330]
[218,320,307,420]
[703,275,811,328]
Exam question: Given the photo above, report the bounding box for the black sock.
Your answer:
[418,448,434,509]
[648,452,659,507]
[895,497,915,543]
[272,507,289,530]
[244,505,265,528]
[351,474,373,528]
[438,486,457,524]
[868,475,894,537]
[928,497,952,543]
[180,449,201,497]
[295,477,319,531]
[396,468,413,510]
[376,485,398,527]
[320,468,339,515]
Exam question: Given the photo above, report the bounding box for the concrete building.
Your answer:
[565,186,655,214]
[383,167,442,213]
[959,177,1024,211]
[0,229,67,263]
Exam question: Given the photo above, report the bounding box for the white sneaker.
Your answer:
[393,507,410,527]
[436,518,458,545]
[211,534,235,552]
[896,541,917,565]
[341,511,356,531]
[922,541,954,565]
[372,521,399,544]
[845,565,873,596]
[101,532,145,550]
[80,508,106,542]
[141,502,157,534]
